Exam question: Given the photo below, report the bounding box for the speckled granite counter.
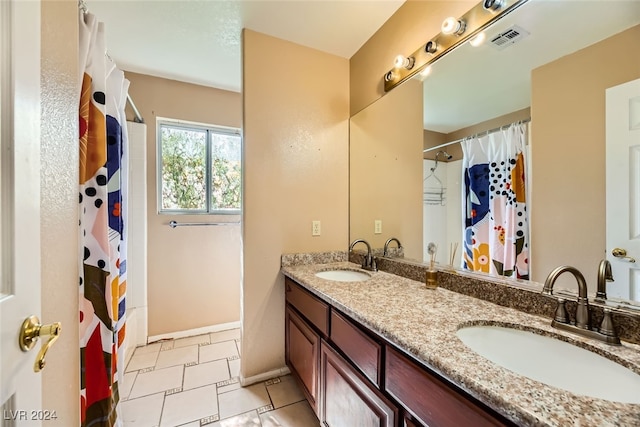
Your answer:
[281,261,640,427]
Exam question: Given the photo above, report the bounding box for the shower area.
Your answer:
[423,150,463,265]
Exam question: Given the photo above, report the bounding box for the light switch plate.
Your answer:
[374,220,382,234]
[312,220,321,236]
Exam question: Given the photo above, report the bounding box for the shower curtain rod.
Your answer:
[78,0,144,124]
[423,118,531,153]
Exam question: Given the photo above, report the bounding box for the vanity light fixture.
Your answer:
[469,32,487,47]
[394,54,415,70]
[441,17,466,35]
[483,0,505,12]
[382,0,529,92]
[424,40,438,54]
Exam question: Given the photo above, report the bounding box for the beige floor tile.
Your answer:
[212,410,261,427]
[259,401,319,427]
[174,334,210,349]
[121,392,164,427]
[160,384,218,427]
[155,345,199,369]
[217,383,272,419]
[200,341,238,363]
[120,371,138,401]
[183,359,230,390]
[133,342,162,356]
[210,329,241,343]
[129,365,184,399]
[266,376,305,409]
[126,351,159,372]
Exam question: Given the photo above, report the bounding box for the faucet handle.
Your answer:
[599,308,618,338]
[554,298,569,324]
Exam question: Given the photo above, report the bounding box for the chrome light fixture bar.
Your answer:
[383,0,529,92]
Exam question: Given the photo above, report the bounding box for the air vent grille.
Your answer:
[490,25,530,50]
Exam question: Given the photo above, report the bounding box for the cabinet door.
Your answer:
[285,306,321,415]
[321,341,396,427]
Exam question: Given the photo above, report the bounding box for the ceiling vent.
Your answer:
[489,25,530,50]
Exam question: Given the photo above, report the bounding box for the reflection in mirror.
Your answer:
[349,0,640,303]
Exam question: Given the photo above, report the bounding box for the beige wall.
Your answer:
[124,72,242,336]
[242,30,349,379]
[350,0,475,115]
[531,25,640,291]
[350,78,423,259]
[41,0,79,425]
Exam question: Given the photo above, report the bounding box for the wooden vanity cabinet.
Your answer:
[284,277,516,427]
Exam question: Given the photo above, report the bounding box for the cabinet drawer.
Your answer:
[385,346,513,427]
[330,310,381,386]
[285,277,329,336]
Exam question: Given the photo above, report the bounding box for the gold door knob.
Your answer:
[19,315,62,372]
[612,248,636,263]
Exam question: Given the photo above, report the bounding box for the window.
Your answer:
[158,120,241,214]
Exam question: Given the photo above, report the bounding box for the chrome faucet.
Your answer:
[542,266,590,329]
[383,237,402,257]
[349,239,377,272]
[542,265,620,345]
[595,259,614,301]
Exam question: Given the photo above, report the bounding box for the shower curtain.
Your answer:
[79,10,128,427]
[462,122,529,279]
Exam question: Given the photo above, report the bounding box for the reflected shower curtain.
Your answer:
[462,123,529,279]
[79,11,128,427]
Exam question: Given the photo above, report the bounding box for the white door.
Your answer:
[1,0,44,424]
[606,78,640,301]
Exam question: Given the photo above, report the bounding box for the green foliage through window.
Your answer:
[159,122,241,213]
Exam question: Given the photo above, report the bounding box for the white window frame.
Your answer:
[157,118,242,215]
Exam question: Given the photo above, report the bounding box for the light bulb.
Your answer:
[394,55,415,70]
[469,32,486,47]
[441,17,466,35]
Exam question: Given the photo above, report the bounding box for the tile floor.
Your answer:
[121,328,319,427]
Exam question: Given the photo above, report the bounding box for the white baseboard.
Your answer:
[240,366,291,387]
[147,321,241,344]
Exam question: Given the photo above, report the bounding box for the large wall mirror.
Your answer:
[350,0,640,304]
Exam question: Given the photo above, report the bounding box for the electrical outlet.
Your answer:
[374,220,382,234]
[312,220,321,236]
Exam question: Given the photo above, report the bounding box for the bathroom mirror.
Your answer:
[349,0,640,302]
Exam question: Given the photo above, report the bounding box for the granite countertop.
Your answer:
[281,261,640,427]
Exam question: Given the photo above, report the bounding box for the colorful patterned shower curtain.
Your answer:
[79,10,129,427]
[462,122,529,279]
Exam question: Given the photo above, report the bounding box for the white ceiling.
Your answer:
[88,0,406,93]
[422,0,640,133]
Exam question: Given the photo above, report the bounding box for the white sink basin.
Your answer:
[315,270,371,282]
[456,325,640,403]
